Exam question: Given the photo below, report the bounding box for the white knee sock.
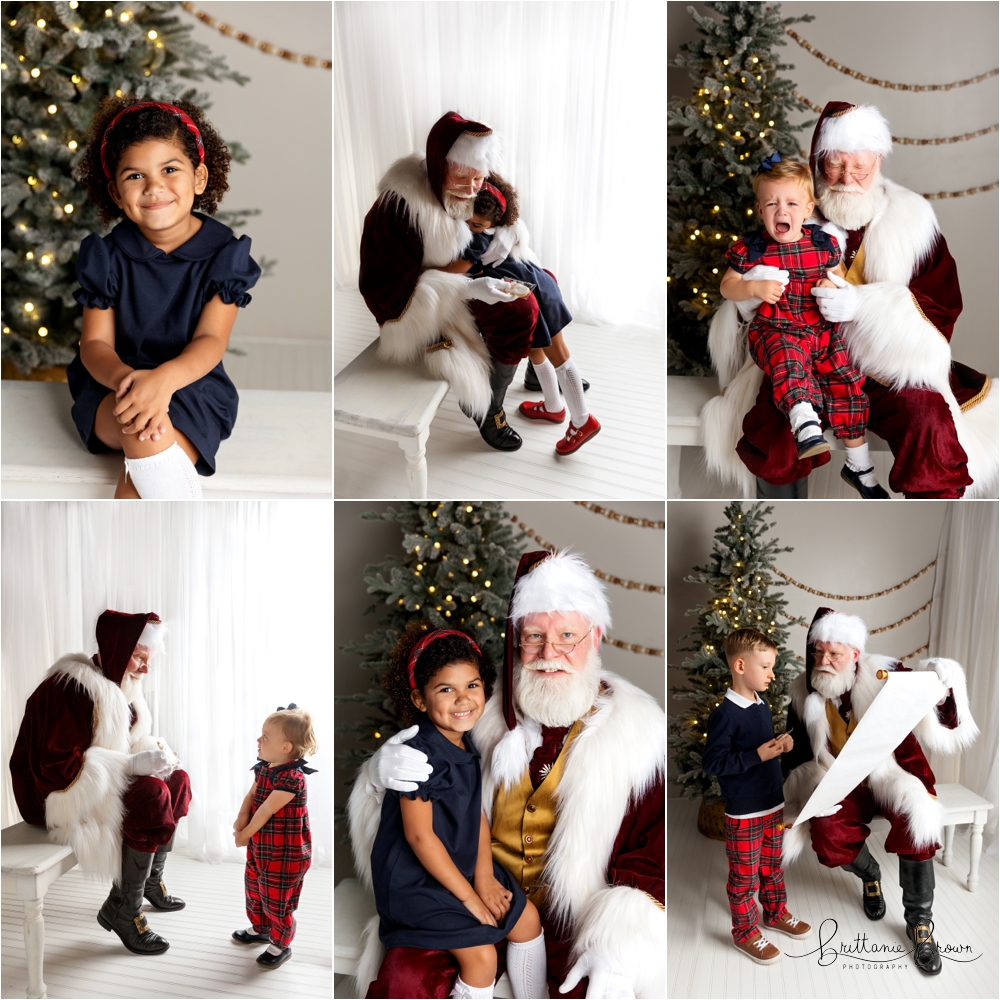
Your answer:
[124,442,203,499]
[533,358,563,414]
[554,359,588,427]
[450,974,494,999]
[506,931,546,999]
[844,441,879,487]
[788,400,820,438]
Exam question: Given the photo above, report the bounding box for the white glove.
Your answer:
[734,266,789,319]
[560,952,635,999]
[923,658,955,705]
[811,271,860,323]
[129,750,177,779]
[367,725,434,795]
[480,225,518,266]
[466,276,518,304]
[814,803,843,818]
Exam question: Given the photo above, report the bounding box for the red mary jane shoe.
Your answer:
[519,399,566,423]
[555,414,601,455]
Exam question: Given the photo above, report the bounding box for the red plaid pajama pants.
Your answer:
[724,807,788,944]
[749,319,868,439]
[245,846,309,949]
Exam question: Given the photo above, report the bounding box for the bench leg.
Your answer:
[942,823,954,866]
[22,896,47,999]
[668,445,682,499]
[967,817,985,892]
[399,431,429,499]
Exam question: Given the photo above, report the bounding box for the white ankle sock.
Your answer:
[533,358,563,413]
[245,926,258,935]
[266,943,283,955]
[124,442,202,499]
[555,359,588,427]
[450,974,494,999]
[506,930,546,999]
[845,442,879,486]
[788,400,820,438]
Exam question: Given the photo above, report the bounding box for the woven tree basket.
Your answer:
[697,798,727,841]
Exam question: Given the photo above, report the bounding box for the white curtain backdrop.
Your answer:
[927,501,999,853]
[334,0,666,329]
[1,502,332,864]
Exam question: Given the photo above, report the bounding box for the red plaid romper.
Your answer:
[245,759,312,949]
[726,226,868,439]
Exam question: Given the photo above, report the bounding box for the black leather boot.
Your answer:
[98,845,170,954]
[899,857,942,975]
[479,362,522,451]
[524,360,589,393]
[144,838,186,910]
[841,843,886,920]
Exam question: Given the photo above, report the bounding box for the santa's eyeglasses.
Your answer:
[519,626,594,655]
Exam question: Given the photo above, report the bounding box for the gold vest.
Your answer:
[825,699,858,758]
[491,719,585,906]
[844,238,867,286]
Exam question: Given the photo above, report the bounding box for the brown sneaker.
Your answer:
[733,929,781,965]
[764,912,812,938]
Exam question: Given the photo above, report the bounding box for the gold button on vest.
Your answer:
[825,699,857,758]
[491,719,585,905]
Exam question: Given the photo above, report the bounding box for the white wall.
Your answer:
[668,0,999,376]
[667,500,950,796]
[184,1,332,345]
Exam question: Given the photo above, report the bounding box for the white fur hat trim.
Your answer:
[446,130,503,175]
[808,611,867,653]
[510,550,611,633]
[815,104,892,159]
[137,620,167,658]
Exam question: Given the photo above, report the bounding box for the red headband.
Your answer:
[407,629,482,689]
[480,181,507,216]
[101,102,205,180]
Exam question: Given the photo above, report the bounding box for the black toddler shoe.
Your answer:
[233,928,270,944]
[256,946,292,969]
[524,360,590,393]
[795,420,831,460]
[841,463,890,499]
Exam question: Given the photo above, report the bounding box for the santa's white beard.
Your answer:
[513,648,602,728]
[444,192,475,221]
[816,176,887,233]
[120,672,143,702]
[811,664,855,700]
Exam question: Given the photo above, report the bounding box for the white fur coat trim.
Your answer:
[700,358,761,497]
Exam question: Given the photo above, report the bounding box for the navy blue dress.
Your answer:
[463,232,572,348]
[370,714,526,950]
[68,213,260,476]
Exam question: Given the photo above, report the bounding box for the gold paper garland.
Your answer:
[783,597,933,634]
[573,502,665,529]
[603,636,664,657]
[772,561,936,601]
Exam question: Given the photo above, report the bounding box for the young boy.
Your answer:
[718,155,888,499]
[703,628,812,964]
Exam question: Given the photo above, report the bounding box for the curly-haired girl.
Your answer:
[67,96,261,498]
[370,621,543,999]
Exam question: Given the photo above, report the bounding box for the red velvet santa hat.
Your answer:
[501,550,611,729]
[804,606,868,693]
[95,609,163,686]
[809,101,892,174]
[425,111,502,205]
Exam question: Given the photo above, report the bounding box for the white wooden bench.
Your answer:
[1,822,78,999]
[334,339,449,499]
[935,782,994,891]
[335,877,515,997]
[1,381,332,498]
[667,373,891,498]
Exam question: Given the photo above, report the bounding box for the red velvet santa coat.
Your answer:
[359,155,540,421]
[702,177,999,498]
[348,670,665,998]
[779,654,979,865]
[9,654,184,881]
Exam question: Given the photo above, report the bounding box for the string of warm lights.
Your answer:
[782,598,933,634]
[785,29,998,91]
[573,502,665,529]
[771,560,936,600]
[181,2,332,69]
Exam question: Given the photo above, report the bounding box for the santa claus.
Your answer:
[348,551,665,998]
[9,611,190,955]
[359,111,543,452]
[780,608,979,976]
[702,101,998,499]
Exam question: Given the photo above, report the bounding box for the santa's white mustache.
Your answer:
[826,184,865,194]
[523,658,576,674]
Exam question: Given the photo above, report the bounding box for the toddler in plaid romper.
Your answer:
[702,629,812,965]
[232,706,316,969]
[720,155,888,498]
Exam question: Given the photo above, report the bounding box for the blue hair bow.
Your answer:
[277,702,298,711]
[757,152,782,174]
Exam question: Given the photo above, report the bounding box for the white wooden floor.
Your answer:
[334,287,664,499]
[667,797,998,999]
[1,855,331,999]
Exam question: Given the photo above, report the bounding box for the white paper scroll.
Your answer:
[792,670,947,827]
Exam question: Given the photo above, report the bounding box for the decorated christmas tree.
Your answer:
[337,502,526,770]
[668,501,805,813]
[668,1,815,374]
[1,0,251,373]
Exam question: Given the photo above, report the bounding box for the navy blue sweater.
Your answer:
[702,695,784,816]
